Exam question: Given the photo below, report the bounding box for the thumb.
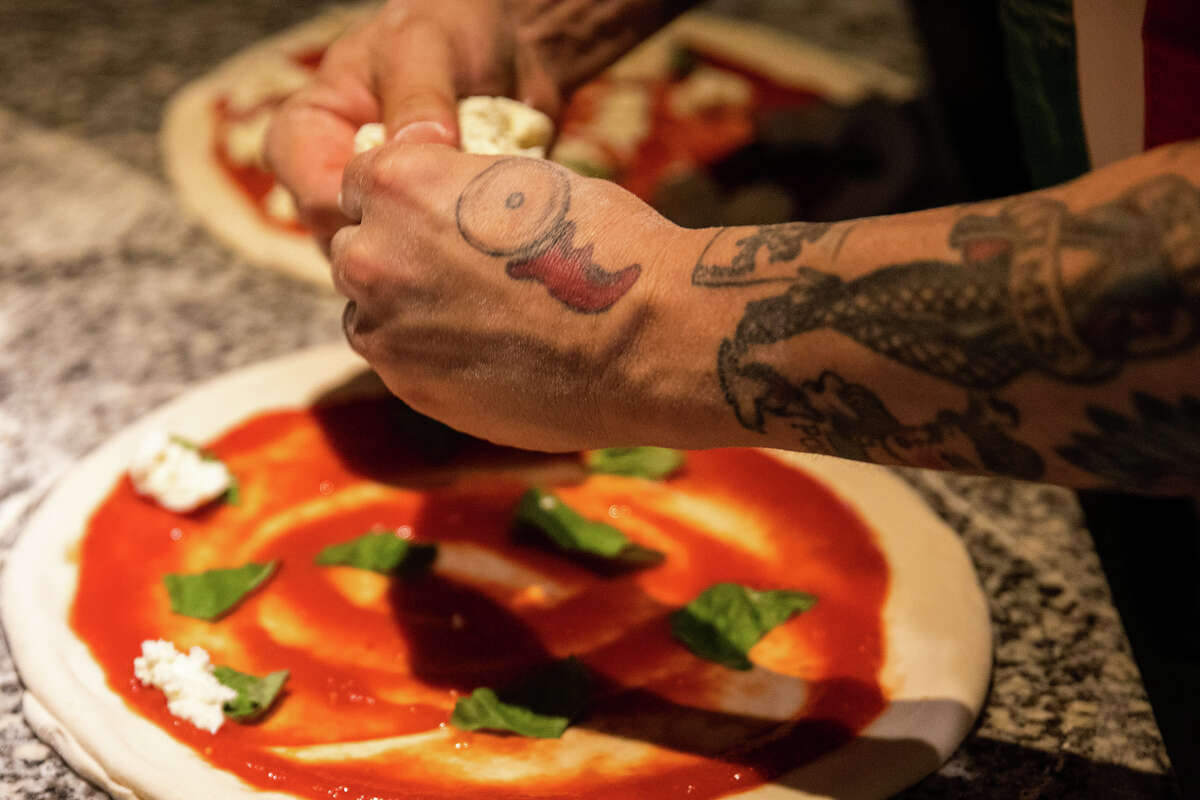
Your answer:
[370,18,459,147]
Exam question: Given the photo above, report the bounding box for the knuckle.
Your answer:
[330,229,379,293]
[385,144,449,191]
[342,312,375,362]
[367,147,424,195]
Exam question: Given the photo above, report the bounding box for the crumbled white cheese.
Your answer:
[133,639,237,734]
[668,66,753,117]
[354,97,555,160]
[353,122,385,155]
[263,182,299,223]
[129,430,233,513]
[458,96,554,158]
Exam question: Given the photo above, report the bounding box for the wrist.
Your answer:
[600,224,746,449]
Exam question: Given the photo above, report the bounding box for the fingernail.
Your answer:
[392,120,454,146]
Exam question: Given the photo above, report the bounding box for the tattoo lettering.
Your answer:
[728,367,1045,479]
[1057,392,1200,490]
[693,222,834,287]
[457,159,641,312]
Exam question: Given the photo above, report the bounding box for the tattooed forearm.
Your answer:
[696,171,1200,486]
[1057,392,1200,490]
[457,158,641,312]
[734,367,1044,479]
[701,175,1200,391]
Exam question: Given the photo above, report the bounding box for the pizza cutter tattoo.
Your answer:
[456,159,642,313]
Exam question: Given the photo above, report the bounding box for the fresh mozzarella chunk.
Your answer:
[129,430,232,513]
[353,122,385,155]
[263,183,299,223]
[354,97,555,160]
[668,66,753,117]
[133,640,237,734]
[458,96,554,158]
[224,111,273,167]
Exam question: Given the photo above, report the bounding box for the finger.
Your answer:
[369,15,459,146]
[328,223,364,300]
[337,148,377,223]
[264,22,379,248]
[514,48,563,121]
[266,100,356,225]
[341,297,384,353]
[341,299,375,359]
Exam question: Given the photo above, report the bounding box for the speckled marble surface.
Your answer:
[0,1,1183,798]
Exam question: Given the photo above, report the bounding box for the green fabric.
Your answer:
[997,0,1091,187]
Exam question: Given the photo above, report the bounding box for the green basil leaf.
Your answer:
[585,447,685,480]
[451,657,590,738]
[164,562,277,620]
[313,531,437,574]
[514,489,664,568]
[670,583,817,670]
[213,666,289,722]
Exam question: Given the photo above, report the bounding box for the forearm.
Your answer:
[512,0,697,96]
[636,141,1200,492]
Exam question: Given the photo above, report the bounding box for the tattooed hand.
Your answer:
[333,145,681,451]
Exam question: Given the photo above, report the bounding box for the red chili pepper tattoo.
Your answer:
[456,159,641,313]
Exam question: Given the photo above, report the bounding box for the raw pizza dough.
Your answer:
[161,7,915,287]
[3,344,991,800]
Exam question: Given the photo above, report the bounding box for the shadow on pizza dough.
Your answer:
[299,365,975,797]
[309,368,586,485]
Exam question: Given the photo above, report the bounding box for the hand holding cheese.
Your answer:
[264,0,561,250]
[353,96,554,158]
[265,0,688,250]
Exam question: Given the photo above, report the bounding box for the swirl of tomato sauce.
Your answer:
[71,397,887,800]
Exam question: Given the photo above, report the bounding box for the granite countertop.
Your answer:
[0,1,1182,798]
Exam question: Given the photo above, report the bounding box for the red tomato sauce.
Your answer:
[71,397,888,800]
[614,58,820,202]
